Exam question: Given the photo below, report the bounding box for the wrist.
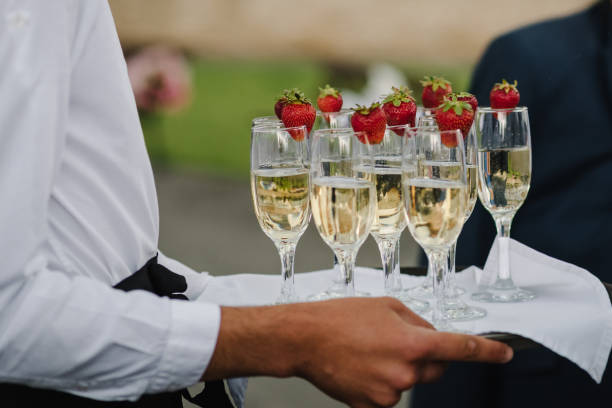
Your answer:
[272,302,317,378]
[202,303,316,380]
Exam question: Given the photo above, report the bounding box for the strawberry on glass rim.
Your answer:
[434,94,474,147]
[382,86,417,132]
[280,89,316,141]
[445,91,478,112]
[490,79,520,109]
[350,102,387,144]
[274,88,295,119]
[420,76,452,109]
[317,84,343,125]
[317,84,343,113]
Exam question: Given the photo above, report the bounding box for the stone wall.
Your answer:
[109,0,593,64]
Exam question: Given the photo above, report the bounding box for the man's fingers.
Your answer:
[424,331,513,363]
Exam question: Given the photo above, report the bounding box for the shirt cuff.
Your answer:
[147,300,221,393]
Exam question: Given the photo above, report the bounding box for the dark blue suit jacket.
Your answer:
[459,0,612,282]
[413,2,612,407]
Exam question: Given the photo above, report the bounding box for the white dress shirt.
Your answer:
[0,0,220,401]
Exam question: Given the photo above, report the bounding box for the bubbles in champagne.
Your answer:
[403,178,466,250]
[251,168,310,243]
[367,167,406,240]
[311,176,375,251]
[477,147,531,216]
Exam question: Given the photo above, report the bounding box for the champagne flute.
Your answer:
[402,129,467,330]
[405,120,438,299]
[471,107,534,303]
[443,127,487,320]
[250,125,311,303]
[309,128,375,299]
[313,109,354,287]
[369,125,429,313]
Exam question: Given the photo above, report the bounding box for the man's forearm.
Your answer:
[202,304,310,380]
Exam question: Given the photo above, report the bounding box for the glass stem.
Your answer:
[392,241,402,291]
[335,248,357,296]
[446,241,457,292]
[494,216,513,281]
[277,242,297,301]
[427,249,448,328]
[424,260,433,289]
[333,255,342,283]
[377,239,398,295]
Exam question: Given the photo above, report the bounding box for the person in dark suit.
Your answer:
[412,1,612,407]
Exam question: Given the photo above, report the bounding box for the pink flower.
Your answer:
[127,46,192,113]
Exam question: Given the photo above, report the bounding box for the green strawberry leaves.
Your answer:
[440,94,472,116]
[420,75,451,92]
[383,86,415,107]
[352,102,381,115]
[493,79,519,94]
[285,88,311,105]
[318,84,340,99]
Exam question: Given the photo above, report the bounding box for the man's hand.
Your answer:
[203,297,512,407]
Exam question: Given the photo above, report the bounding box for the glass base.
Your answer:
[407,283,433,299]
[308,283,370,301]
[408,283,465,300]
[471,287,535,303]
[442,299,487,321]
[390,291,430,314]
[445,285,466,298]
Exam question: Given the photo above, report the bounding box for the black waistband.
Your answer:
[114,255,189,300]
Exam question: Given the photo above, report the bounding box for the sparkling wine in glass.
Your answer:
[405,121,439,299]
[309,128,375,299]
[368,125,429,313]
[250,125,311,303]
[471,107,533,303]
[313,109,354,284]
[443,127,487,321]
[403,129,467,330]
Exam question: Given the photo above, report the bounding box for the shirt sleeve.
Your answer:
[0,0,220,401]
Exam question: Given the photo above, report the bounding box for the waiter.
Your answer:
[0,1,512,407]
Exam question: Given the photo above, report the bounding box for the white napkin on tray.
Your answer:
[196,238,612,383]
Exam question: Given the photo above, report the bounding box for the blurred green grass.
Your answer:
[142,59,471,178]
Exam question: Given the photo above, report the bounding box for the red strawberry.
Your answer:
[317,84,343,113]
[274,89,292,119]
[280,90,316,141]
[274,98,287,119]
[434,95,474,147]
[490,79,520,109]
[350,103,387,144]
[446,91,478,112]
[382,86,417,132]
[420,76,452,108]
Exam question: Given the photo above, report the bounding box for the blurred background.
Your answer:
[108,1,593,406]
